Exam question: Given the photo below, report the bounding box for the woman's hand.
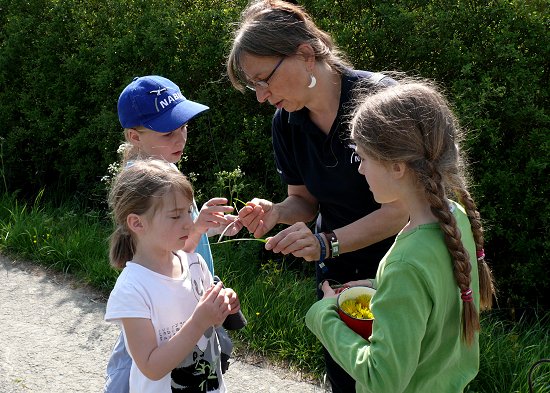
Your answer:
[264,222,321,261]
[237,198,279,238]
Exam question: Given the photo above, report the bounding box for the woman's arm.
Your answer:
[266,200,408,261]
[278,185,319,224]
[331,200,408,254]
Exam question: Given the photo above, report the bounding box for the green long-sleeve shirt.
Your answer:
[306,201,480,392]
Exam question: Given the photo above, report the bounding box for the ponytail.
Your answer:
[109,225,135,270]
[118,140,143,166]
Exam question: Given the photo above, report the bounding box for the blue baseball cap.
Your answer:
[117,75,209,133]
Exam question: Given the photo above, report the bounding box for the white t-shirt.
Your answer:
[105,251,226,393]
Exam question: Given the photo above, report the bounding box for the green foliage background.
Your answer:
[0,0,548,311]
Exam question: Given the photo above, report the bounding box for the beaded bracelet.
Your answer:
[314,233,326,262]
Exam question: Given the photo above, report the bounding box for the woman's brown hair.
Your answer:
[226,0,352,92]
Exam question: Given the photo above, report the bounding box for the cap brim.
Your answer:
[145,100,210,133]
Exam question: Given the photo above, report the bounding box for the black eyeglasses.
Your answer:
[245,57,285,91]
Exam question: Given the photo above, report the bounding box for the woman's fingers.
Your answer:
[238,204,266,236]
[265,222,318,260]
[237,204,260,230]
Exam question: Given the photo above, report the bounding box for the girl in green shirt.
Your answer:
[306,79,495,393]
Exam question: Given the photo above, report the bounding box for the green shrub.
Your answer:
[0,0,547,310]
[0,0,281,203]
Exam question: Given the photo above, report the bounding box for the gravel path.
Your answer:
[0,254,326,393]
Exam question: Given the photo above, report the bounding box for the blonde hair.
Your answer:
[117,128,149,165]
[108,159,193,269]
[351,80,495,345]
[227,0,352,92]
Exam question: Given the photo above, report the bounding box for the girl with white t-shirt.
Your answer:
[105,159,240,393]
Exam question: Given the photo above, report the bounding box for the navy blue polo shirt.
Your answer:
[271,69,395,281]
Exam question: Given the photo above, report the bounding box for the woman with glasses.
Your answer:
[227,1,408,392]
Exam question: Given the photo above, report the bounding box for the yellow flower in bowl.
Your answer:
[337,286,376,340]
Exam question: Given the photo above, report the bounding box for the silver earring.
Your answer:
[308,74,317,89]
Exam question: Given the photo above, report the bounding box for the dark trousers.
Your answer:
[323,347,357,392]
[316,261,358,393]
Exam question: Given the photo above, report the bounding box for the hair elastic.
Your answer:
[461,288,473,302]
[476,249,485,260]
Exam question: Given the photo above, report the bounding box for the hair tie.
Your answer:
[461,288,473,302]
[476,249,485,261]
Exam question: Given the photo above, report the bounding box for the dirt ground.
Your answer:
[0,254,328,393]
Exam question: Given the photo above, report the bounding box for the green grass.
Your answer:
[470,312,550,393]
[0,192,117,293]
[0,191,548,391]
[212,240,324,377]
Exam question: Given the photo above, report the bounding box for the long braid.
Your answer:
[456,187,495,310]
[419,161,479,345]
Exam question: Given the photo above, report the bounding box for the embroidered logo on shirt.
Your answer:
[348,144,361,164]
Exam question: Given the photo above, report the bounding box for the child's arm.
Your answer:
[343,279,376,289]
[306,264,430,392]
[121,282,230,381]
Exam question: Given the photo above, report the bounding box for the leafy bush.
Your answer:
[0,0,547,310]
[0,0,282,204]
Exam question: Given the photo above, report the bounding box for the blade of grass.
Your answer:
[217,219,241,243]
[213,237,267,245]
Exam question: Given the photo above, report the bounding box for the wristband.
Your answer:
[314,233,326,262]
[323,231,340,258]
